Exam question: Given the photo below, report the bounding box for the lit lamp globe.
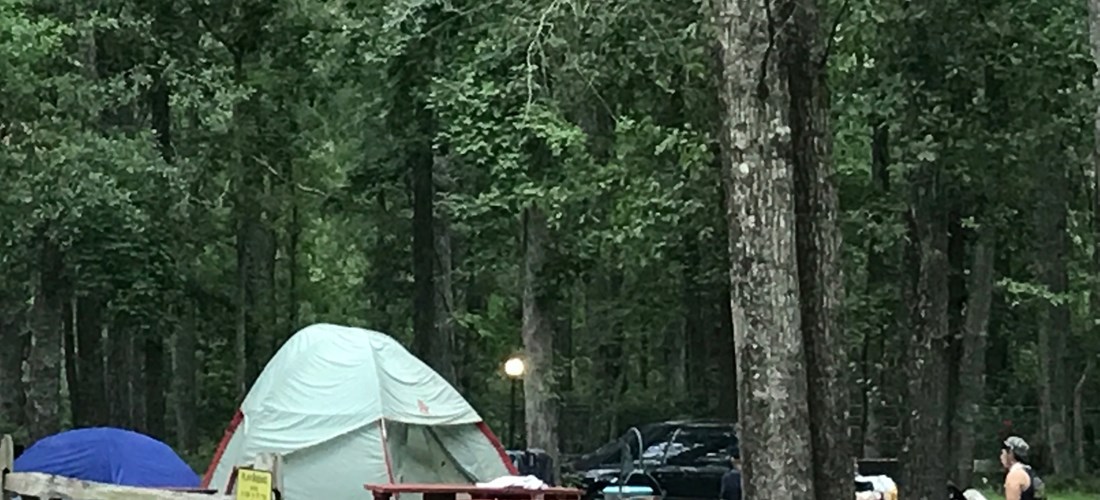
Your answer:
[504,357,526,378]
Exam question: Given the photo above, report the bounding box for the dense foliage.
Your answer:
[2,0,1099,488]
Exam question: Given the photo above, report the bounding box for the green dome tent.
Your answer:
[203,323,515,498]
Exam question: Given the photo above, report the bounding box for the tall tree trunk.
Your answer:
[899,199,952,499]
[0,298,26,434]
[140,67,174,439]
[861,120,890,459]
[128,328,146,430]
[557,289,575,393]
[1035,158,1070,475]
[150,56,196,448]
[522,205,560,476]
[74,295,108,426]
[63,298,77,425]
[682,234,707,403]
[232,52,249,400]
[786,0,851,495]
[596,272,626,441]
[287,181,300,337]
[1073,361,1092,475]
[945,212,967,477]
[715,281,738,418]
[144,333,165,438]
[227,48,277,395]
[1087,0,1100,476]
[456,271,485,393]
[391,8,449,376]
[411,129,437,368]
[234,228,248,400]
[243,209,277,386]
[717,0,815,496]
[26,237,64,441]
[107,322,129,426]
[665,303,687,397]
[432,152,457,385]
[953,232,995,487]
[173,302,197,452]
[65,3,103,433]
[711,47,737,420]
[661,65,706,405]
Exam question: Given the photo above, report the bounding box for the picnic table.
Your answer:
[364,483,583,500]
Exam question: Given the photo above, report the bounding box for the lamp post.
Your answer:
[503,356,526,449]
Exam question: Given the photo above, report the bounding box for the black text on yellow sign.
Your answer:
[236,468,274,500]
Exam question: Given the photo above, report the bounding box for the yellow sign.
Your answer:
[235,468,273,500]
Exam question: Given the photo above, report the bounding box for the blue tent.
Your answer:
[14,427,199,488]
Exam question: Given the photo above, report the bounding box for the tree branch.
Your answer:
[254,156,328,197]
[819,0,852,69]
[190,1,237,56]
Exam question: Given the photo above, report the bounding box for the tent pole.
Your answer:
[380,419,396,485]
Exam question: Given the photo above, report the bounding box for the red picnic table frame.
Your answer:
[364,483,583,500]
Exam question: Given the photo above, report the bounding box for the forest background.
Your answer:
[3,0,1100,496]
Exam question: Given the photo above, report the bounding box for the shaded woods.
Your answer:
[3,0,1100,496]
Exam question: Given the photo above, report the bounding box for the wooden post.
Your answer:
[252,452,283,497]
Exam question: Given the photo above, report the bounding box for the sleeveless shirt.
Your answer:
[1009,463,1037,500]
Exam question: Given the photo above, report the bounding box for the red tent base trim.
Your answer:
[477,422,518,475]
[200,412,518,489]
[201,409,243,489]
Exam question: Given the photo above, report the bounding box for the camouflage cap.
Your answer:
[1003,436,1029,459]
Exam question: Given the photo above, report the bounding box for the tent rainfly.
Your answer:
[202,323,516,498]
[15,427,199,488]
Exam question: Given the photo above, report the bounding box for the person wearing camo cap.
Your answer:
[1000,436,1043,500]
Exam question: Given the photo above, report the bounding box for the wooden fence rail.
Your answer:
[1,434,281,500]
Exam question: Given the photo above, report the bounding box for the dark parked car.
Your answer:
[565,420,738,500]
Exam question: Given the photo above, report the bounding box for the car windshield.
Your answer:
[582,423,737,469]
[661,426,737,466]
[584,424,671,467]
